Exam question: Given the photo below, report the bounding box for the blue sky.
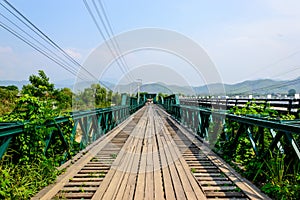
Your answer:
[1,0,300,86]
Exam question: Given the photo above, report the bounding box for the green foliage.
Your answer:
[1,94,58,164]
[0,93,62,199]
[0,70,75,198]
[22,70,55,99]
[0,157,59,199]
[215,101,299,199]
[230,101,278,119]
[0,70,131,198]
[0,85,19,115]
[73,83,112,110]
[287,89,296,97]
[256,153,300,199]
[53,87,73,111]
[21,70,75,113]
[111,92,122,106]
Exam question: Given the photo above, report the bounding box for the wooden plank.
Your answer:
[154,106,206,200]
[202,186,237,191]
[73,173,106,178]
[56,192,94,199]
[205,191,246,197]
[158,119,200,199]
[145,111,154,200]
[151,111,165,200]
[115,136,143,199]
[32,109,139,200]
[154,117,176,200]
[92,107,148,200]
[96,128,140,199]
[69,177,104,182]
[61,187,98,192]
[64,182,100,187]
[158,106,271,200]
[105,144,137,199]
[196,177,229,181]
[134,126,148,199]
[117,109,149,200]
[145,143,154,200]
[120,135,144,199]
[78,169,109,173]
[160,133,187,200]
[199,180,232,185]
[118,110,149,199]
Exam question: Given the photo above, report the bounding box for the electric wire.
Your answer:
[92,0,135,81]
[0,21,84,79]
[0,2,90,81]
[96,0,135,81]
[1,0,111,89]
[0,12,88,80]
[83,0,135,83]
[83,0,133,82]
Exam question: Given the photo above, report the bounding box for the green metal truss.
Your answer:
[161,95,300,164]
[0,101,144,162]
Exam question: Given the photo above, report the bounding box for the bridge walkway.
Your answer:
[34,105,269,200]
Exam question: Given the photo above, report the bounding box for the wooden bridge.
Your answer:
[33,104,269,200]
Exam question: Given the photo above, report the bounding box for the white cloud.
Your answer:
[65,48,82,60]
[0,46,13,54]
[202,4,300,83]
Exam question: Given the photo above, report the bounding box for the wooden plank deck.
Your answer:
[33,104,270,200]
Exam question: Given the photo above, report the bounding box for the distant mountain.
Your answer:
[136,78,300,96]
[194,78,300,96]
[1,77,299,95]
[223,77,300,95]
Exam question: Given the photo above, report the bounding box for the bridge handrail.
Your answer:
[0,104,143,161]
[173,104,300,134]
[165,103,300,163]
[180,98,300,114]
[0,105,128,136]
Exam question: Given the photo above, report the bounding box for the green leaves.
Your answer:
[73,83,112,110]
[216,101,299,200]
[0,160,59,199]
[22,70,55,99]
[0,70,78,198]
[0,85,19,116]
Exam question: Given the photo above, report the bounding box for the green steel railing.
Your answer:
[161,95,300,165]
[180,98,300,115]
[0,103,144,162]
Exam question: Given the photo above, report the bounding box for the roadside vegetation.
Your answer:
[215,102,300,200]
[0,70,118,199]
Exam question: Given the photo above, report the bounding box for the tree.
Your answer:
[287,89,296,97]
[92,83,111,108]
[22,70,55,99]
[112,92,121,106]
[53,88,73,111]
[73,84,111,110]
[0,85,19,115]
[5,85,18,91]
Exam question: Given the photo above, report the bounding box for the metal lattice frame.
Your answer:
[164,102,300,162]
[0,104,144,162]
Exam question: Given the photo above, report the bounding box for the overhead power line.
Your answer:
[0,12,85,79]
[83,0,135,82]
[0,21,82,78]
[0,0,111,89]
[96,0,135,81]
